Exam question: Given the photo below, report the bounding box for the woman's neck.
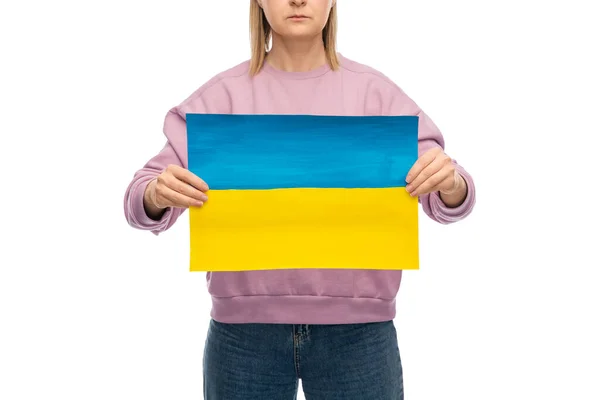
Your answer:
[266,34,327,72]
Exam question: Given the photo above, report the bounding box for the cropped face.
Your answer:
[258,0,335,39]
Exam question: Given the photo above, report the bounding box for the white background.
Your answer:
[1,0,599,399]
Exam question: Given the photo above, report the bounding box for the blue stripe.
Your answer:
[186,114,418,190]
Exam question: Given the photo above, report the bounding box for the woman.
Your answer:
[124,0,476,399]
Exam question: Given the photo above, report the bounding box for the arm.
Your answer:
[416,119,476,224]
[386,85,476,224]
[123,109,188,235]
[124,73,234,234]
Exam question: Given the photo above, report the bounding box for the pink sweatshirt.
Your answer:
[123,54,476,324]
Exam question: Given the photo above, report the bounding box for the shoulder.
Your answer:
[174,59,252,115]
[338,54,416,115]
[338,54,403,93]
[197,59,252,94]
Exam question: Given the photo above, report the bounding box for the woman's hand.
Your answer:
[405,147,466,203]
[143,165,209,218]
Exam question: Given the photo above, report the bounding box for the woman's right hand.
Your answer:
[144,164,209,214]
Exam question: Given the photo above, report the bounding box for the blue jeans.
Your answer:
[203,319,404,399]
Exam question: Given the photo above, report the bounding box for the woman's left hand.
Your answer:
[405,147,463,197]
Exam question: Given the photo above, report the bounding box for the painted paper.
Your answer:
[186,114,419,272]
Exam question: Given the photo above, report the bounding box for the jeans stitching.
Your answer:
[293,325,301,378]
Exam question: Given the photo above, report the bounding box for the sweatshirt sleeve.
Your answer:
[124,72,235,235]
[386,85,476,224]
[123,109,188,235]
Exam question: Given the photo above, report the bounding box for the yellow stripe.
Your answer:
[189,187,418,271]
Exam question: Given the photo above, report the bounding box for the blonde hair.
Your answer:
[249,0,339,76]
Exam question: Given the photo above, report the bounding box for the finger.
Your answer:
[410,165,454,197]
[405,148,439,184]
[406,155,445,193]
[181,170,209,192]
[157,184,205,208]
[163,174,208,202]
[169,165,209,192]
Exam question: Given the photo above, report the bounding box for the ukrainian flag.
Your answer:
[186,114,419,272]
